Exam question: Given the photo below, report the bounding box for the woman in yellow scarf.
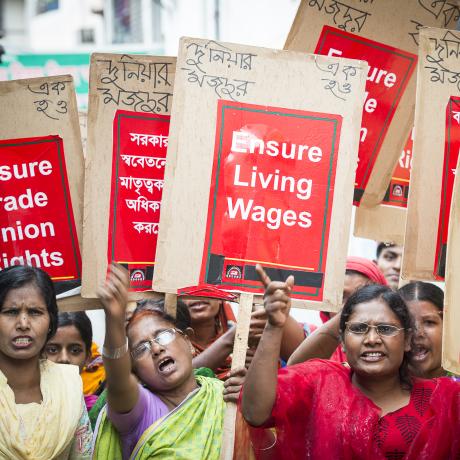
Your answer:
[0,265,92,460]
[94,264,245,460]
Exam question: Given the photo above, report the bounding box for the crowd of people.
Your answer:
[0,241,459,459]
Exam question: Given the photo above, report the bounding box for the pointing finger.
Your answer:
[256,264,271,288]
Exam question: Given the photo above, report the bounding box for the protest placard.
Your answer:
[81,53,175,298]
[443,152,460,376]
[0,76,84,289]
[402,28,460,281]
[285,1,458,207]
[153,37,367,311]
[354,128,413,244]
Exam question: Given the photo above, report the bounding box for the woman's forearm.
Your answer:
[279,316,306,361]
[287,314,341,365]
[242,324,283,426]
[192,328,235,372]
[103,313,139,412]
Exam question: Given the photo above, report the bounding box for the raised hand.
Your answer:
[97,263,129,320]
[256,264,294,329]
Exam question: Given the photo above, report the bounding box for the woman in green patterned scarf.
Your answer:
[93,264,245,459]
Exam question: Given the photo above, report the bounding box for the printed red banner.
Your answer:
[199,100,342,301]
[434,97,460,280]
[0,135,81,280]
[107,110,169,290]
[315,26,417,205]
[382,128,413,208]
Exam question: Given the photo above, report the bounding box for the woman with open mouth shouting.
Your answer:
[93,264,246,460]
[0,265,92,460]
[242,265,460,460]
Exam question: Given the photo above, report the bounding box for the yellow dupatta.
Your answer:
[0,360,83,460]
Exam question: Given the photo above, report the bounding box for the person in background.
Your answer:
[242,266,460,459]
[399,281,458,380]
[93,264,247,459]
[181,291,306,379]
[375,242,403,290]
[289,256,387,365]
[0,265,92,459]
[45,311,105,412]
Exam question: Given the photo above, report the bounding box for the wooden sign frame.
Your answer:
[153,37,368,312]
[81,53,176,298]
[285,0,459,208]
[402,28,460,281]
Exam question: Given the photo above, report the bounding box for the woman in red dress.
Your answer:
[242,266,460,460]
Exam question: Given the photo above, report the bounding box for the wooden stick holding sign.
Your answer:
[442,152,460,375]
[219,291,253,460]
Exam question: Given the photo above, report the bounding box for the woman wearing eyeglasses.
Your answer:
[242,266,460,460]
[94,264,245,460]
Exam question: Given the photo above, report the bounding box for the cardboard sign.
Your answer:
[107,110,169,290]
[0,76,84,290]
[402,28,460,281]
[354,129,413,244]
[434,97,460,279]
[153,37,367,310]
[443,149,460,375]
[81,53,175,298]
[315,26,416,204]
[285,0,459,207]
[200,100,342,300]
[0,135,81,280]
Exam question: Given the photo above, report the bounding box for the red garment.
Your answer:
[375,383,433,459]
[346,256,387,286]
[246,360,460,460]
[192,301,236,380]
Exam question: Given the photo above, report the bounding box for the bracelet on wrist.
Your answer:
[102,337,129,359]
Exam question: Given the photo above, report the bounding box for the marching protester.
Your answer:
[289,256,387,365]
[375,242,403,290]
[0,265,92,459]
[93,264,247,459]
[242,265,460,459]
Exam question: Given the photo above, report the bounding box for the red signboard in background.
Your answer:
[0,135,81,280]
[200,100,342,301]
[434,97,460,280]
[107,110,169,290]
[382,128,413,208]
[315,26,416,205]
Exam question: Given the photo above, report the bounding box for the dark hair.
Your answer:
[128,298,191,332]
[0,265,58,340]
[376,242,396,258]
[339,284,413,389]
[54,311,93,353]
[398,281,444,313]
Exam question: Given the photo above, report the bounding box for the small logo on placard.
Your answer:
[392,185,403,197]
[130,269,145,282]
[226,265,243,279]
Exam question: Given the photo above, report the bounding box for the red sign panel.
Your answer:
[199,100,342,301]
[107,110,169,290]
[315,26,417,205]
[382,128,413,208]
[0,135,81,280]
[434,97,460,280]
